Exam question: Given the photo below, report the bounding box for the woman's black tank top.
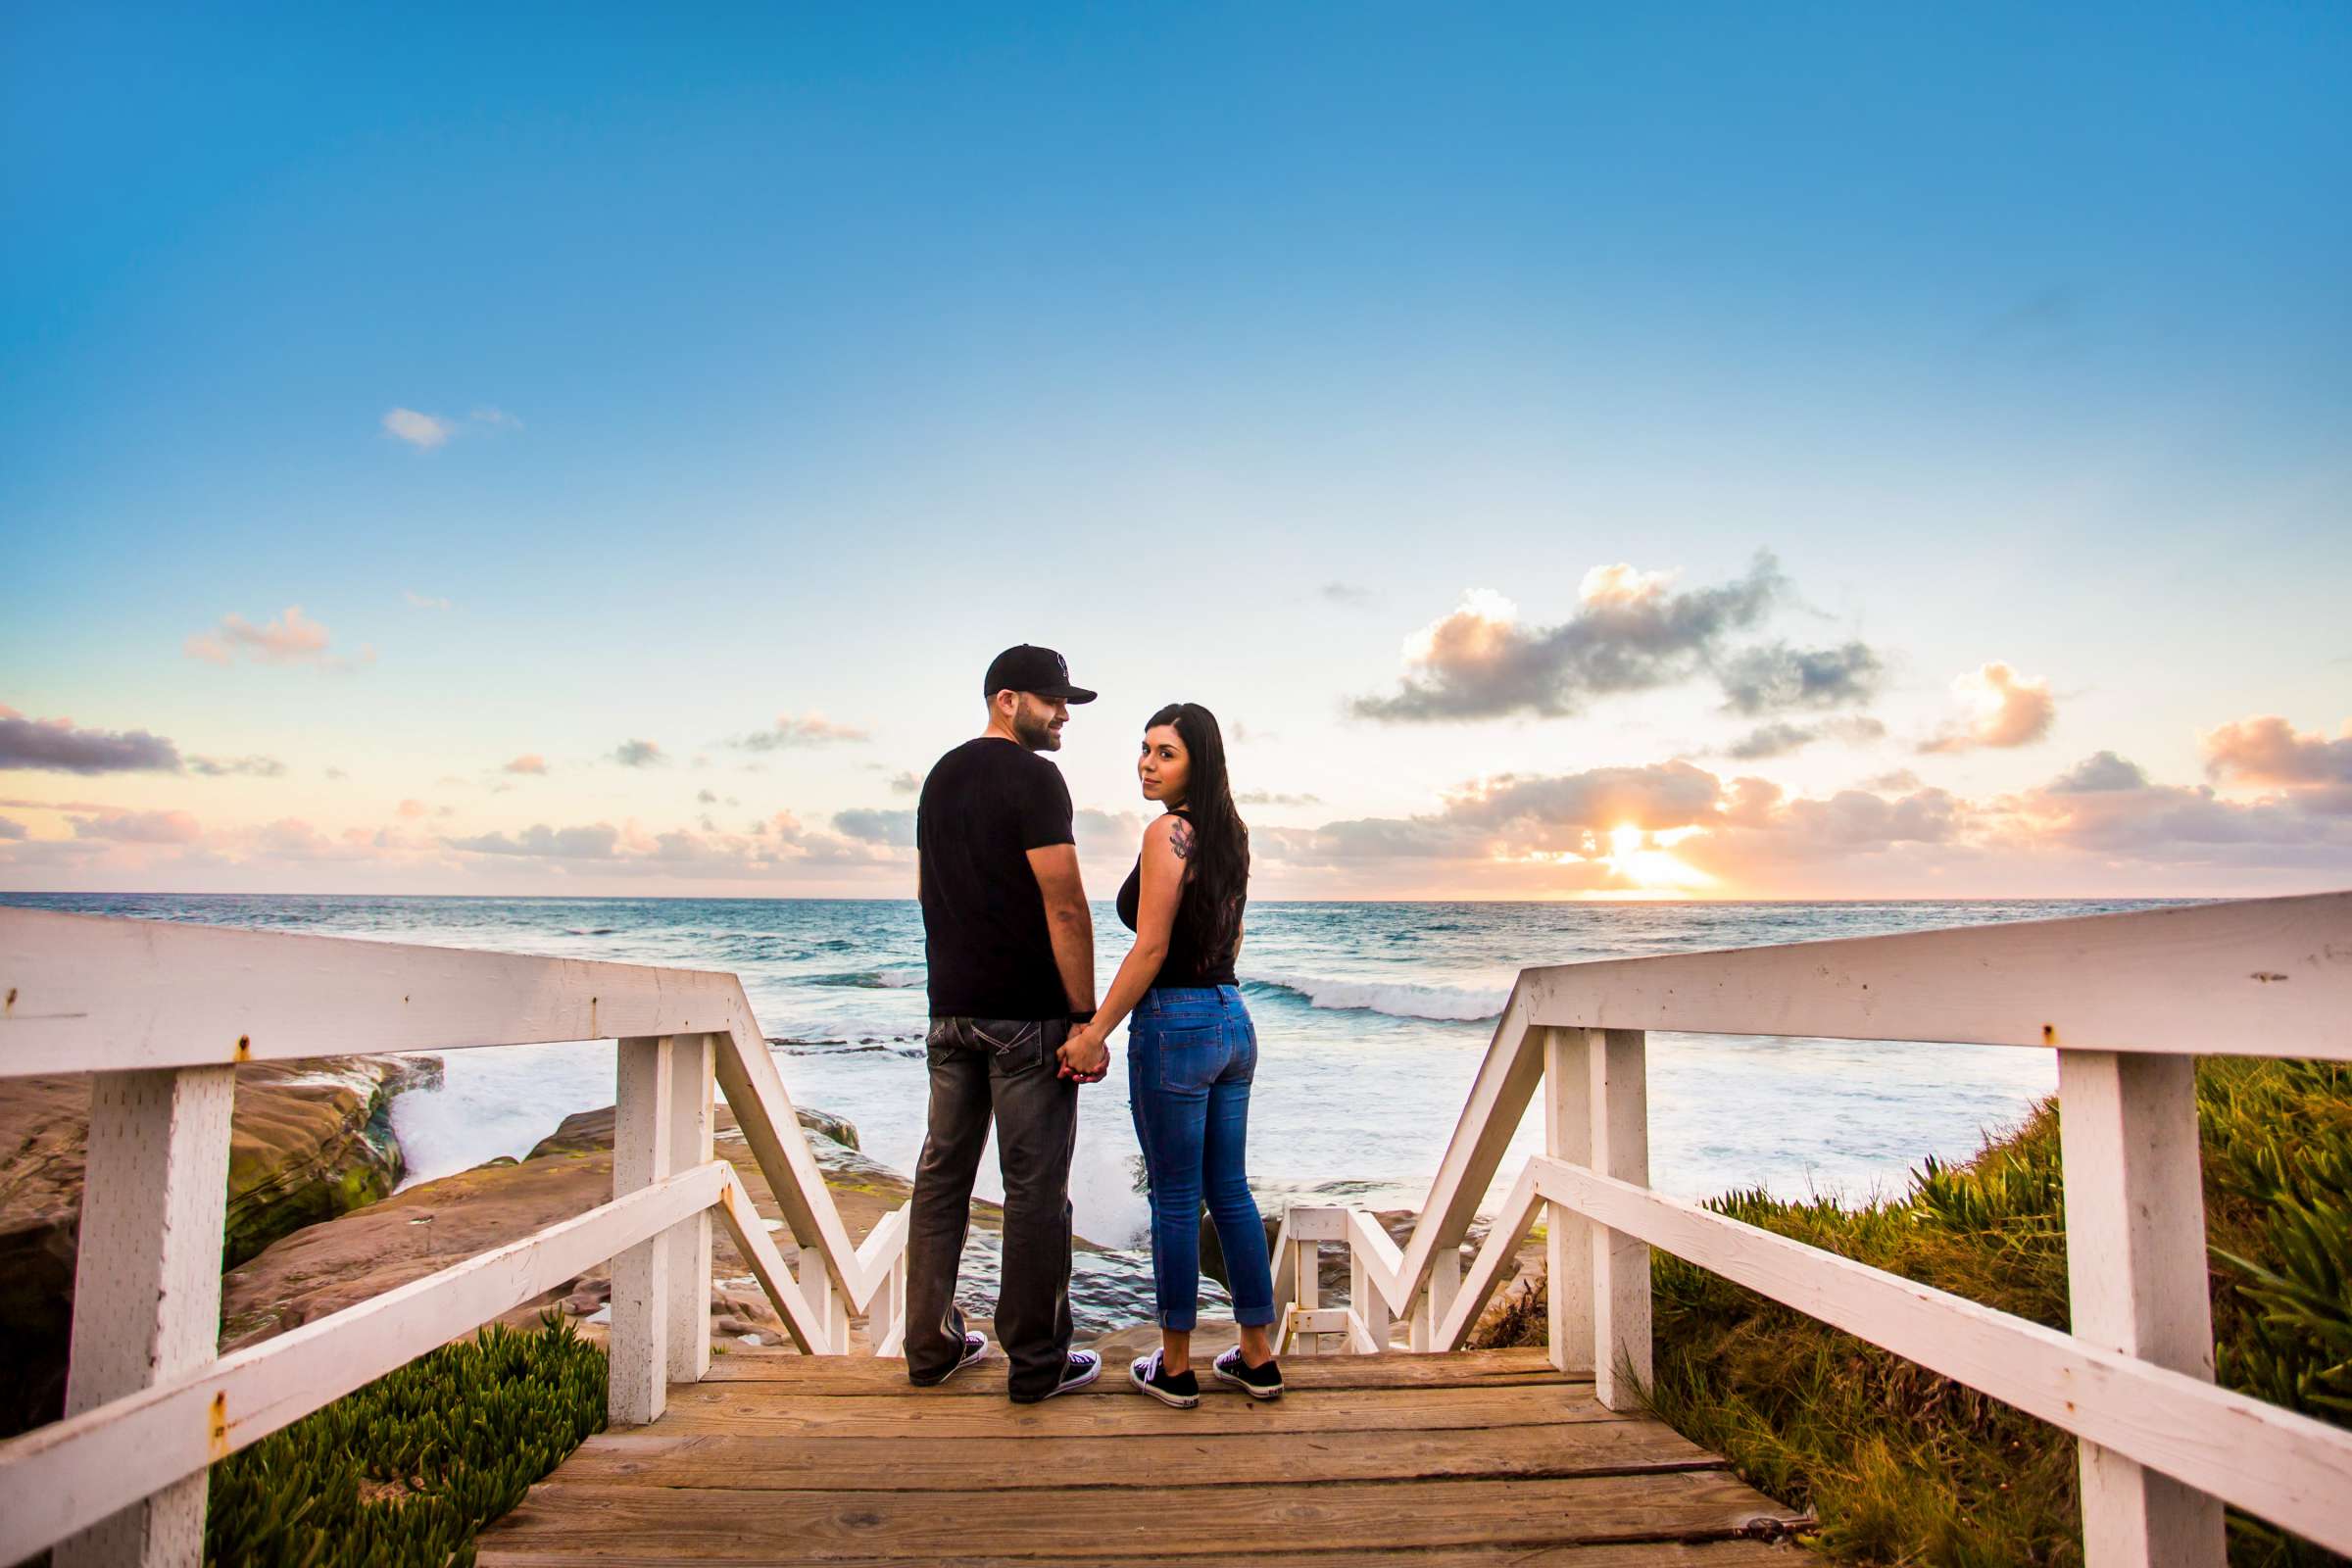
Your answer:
[1115,808,1241,989]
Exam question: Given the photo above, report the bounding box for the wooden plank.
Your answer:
[665,1034,715,1385]
[701,1346,1573,1392]
[1592,1028,1652,1412]
[1437,1162,1542,1350]
[477,1471,1800,1559]
[710,1166,825,1353]
[649,1383,1634,1440]
[1519,891,2352,1058]
[0,906,758,1073]
[55,1065,235,1568]
[1530,1156,2352,1557]
[543,1419,1725,1491]
[1544,1027,1595,1377]
[2058,1051,2225,1568]
[479,1541,1809,1568]
[610,1038,675,1426]
[0,1161,727,1567]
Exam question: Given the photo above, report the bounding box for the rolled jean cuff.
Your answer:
[1230,1301,1279,1328]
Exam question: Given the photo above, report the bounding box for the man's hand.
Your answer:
[1057,1024,1109,1083]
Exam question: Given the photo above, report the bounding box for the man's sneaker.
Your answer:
[1212,1345,1285,1399]
[907,1330,990,1388]
[1129,1348,1200,1408]
[1011,1349,1102,1404]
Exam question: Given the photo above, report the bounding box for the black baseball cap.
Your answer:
[984,644,1097,704]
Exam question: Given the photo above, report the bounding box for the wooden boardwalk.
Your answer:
[475,1347,1806,1566]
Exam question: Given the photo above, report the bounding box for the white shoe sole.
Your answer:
[1213,1360,1284,1399]
[1129,1364,1200,1408]
[912,1334,990,1389]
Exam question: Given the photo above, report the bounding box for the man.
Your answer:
[905,644,1111,1402]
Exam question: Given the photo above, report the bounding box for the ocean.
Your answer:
[8,893,2162,1259]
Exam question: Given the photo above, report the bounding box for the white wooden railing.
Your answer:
[0,908,911,1568]
[1274,891,2352,1566]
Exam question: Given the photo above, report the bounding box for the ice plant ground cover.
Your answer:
[1472,1056,2352,1568]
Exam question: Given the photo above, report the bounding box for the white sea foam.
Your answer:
[1245,971,1506,1023]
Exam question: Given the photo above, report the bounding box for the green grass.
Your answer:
[1469,1058,2352,1567]
[205,1315,606,1568]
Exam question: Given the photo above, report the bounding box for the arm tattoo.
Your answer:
[1168,816,1195,860]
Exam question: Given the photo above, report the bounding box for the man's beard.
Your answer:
[1013,709,1060,751]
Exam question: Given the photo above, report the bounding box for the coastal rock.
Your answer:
[220,1102,925,1354]
[0,1054,441,1438]
[221,1099,1179,1353]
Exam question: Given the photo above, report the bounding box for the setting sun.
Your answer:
[1602,822,1716,893]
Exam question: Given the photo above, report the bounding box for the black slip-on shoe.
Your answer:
[1129,1348,1200,1408]
[1212,1345,1285,1399]
[1010,1349,1102,1404]
[907,1330,990,1388]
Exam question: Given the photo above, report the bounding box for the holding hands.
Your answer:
[1058,1022,1110,1083]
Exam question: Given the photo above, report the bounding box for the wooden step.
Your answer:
[477,1471,1803,1561]
[545,1418,1723,1492]
[480,1541,1805,1568]
[652,1382,1632,1440]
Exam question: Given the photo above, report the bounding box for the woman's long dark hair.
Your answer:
[1151,702,1249,965]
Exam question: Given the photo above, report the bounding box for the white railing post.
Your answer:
[664,1033,713,1384]
[1349,1251,1392,1353]
[1590,1027,1652,1411]
[610,1036,674,1423]
[2058,1051,2225,1568]
[1293,1238,1322,1356]
[1412,1244,1460,1352]
[55,1066,236,1568]
[1541,1027,1595,1375]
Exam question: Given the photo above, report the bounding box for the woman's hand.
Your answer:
[1057,1024,1110,1083]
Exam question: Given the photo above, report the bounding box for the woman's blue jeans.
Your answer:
[1127,985,1276,1331]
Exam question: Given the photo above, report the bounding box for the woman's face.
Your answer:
[1139,724,1191,808]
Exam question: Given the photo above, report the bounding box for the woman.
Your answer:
[1060,702,1281,1408]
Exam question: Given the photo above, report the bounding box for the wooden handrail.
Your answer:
[0,908,913,1567]
[1281,890,2352,1565]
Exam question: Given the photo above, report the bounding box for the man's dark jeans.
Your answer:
[904,1015,1078,1401]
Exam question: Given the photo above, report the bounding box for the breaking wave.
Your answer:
[1244,971,1505,1023]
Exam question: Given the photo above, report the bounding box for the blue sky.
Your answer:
[4,3,2348,897]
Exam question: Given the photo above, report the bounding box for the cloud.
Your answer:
[1351,555,1790,721]
[189,755,287,777]
[502,754,549,776]
[1716,642,1886,715]
[889,770,925,795]
[325,766,348,781]
[833,808,916,846]
[1860,769,1924,794]
[1236,789,1324,808]
[468,407,522,430]
[0,710,183,774]
[383,408,455,449]
[1320,582,1374,606]
[70,808,204,844]
[1724,715,1887,760]
[184,607,366,670]
[0,816,24,840]
[397,799,428,819]
[2048,751,2149,793]
[698,789,718,805]
[448,823,623,858]
[1922,662,2056,753]
[729,712,873,751]
[2202,715,2352,790]
[612,739,666,767]
[404,590,454,611]
[443,810,900,876]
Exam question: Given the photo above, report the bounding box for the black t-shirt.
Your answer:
[917,737,1077,1019]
